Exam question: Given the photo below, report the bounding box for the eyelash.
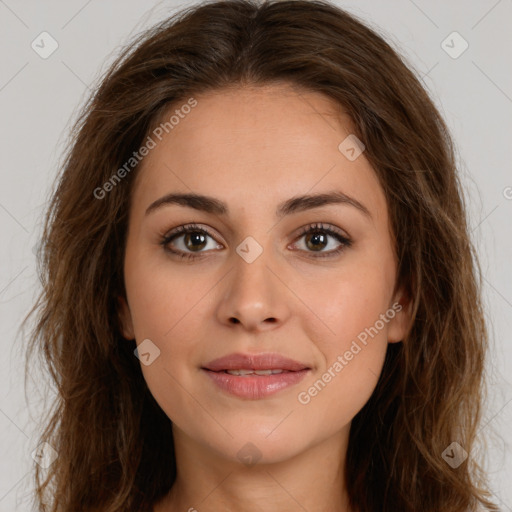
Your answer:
[160,222,352,260]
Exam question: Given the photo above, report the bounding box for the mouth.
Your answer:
[202,367,311,400]
[201,352,311,399]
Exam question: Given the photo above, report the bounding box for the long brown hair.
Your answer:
[23,0,499,510]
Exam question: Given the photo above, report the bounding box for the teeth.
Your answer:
[225,369,286,376]
[226,369,255,376]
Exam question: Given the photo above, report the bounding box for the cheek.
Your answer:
[294,339,387,446]
[124,255,204,340]
[292,260,394,423]
[302,257,396,350]
[124,257,211,418]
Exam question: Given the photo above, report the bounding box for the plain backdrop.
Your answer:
[0,0,511,510]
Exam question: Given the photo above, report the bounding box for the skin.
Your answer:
[118,83,411,512]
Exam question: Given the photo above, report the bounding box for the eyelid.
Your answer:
[161,222,217,240]
[161,222,350,242]
[292,221,350,241]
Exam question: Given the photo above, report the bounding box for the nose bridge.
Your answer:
[234,238,272,296]
[216,234,290,331]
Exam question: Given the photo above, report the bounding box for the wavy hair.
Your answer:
[23,0,499,510]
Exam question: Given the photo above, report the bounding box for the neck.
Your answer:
[154,424,353,512]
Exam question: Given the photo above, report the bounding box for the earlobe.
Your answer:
[387,287,413,344]
[117,295,135,340]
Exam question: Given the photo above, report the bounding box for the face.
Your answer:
[118,83,410,465]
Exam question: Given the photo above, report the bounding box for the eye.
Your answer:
[160,222,352,260]
[291,222,352,258]
[160,223,222,260]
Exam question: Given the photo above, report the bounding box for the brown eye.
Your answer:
[293,223,352,258]
[160,223,222,260]
[304,231,329,251]
[182,231,208,252]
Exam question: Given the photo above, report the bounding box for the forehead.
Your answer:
[130,84,386,222]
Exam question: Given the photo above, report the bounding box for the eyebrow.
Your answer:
[145,190,372,219]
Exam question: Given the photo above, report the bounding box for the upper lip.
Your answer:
[202,352,311,372]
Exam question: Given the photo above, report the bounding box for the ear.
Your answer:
[387,285,413,344]
[117,294,135,340]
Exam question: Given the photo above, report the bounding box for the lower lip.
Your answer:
[203,369,310,399]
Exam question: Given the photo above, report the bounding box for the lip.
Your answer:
[203,352,310,372]
[201,352,311,400]
[203,369,310,399]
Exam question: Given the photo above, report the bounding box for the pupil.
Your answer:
[186,232,207,251]
[307,232,327,251]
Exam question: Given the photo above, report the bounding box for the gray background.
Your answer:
[0,0,511,510]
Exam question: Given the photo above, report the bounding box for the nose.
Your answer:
[216,244,291,332]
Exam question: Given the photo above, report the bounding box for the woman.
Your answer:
[24,0,499,510]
